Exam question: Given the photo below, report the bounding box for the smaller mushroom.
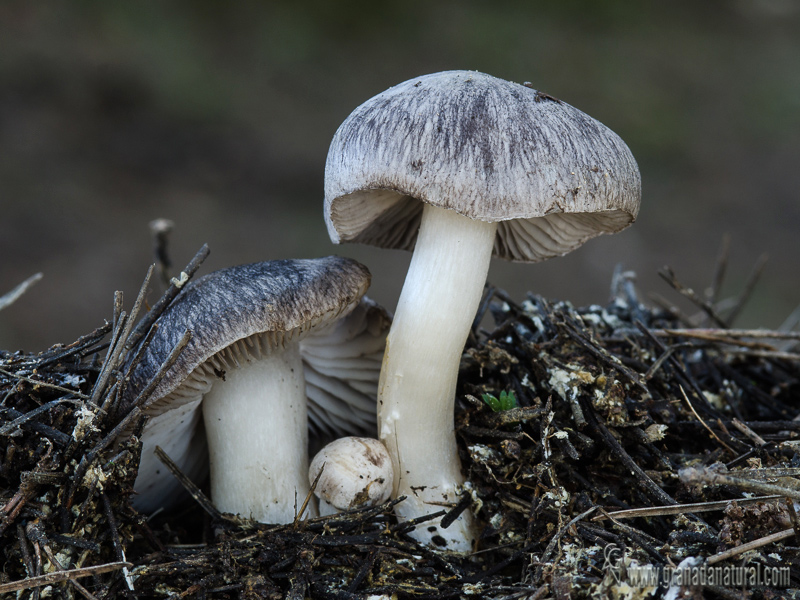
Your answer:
[309,437,393,515]
[121,257,390,523]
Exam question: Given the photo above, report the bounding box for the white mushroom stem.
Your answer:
[378,203,497,551]
[203,343,317,522]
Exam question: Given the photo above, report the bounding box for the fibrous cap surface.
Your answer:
[325,70,641,262]
[122,257,371,420]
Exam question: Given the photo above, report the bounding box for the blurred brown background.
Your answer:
[1,1,798,351]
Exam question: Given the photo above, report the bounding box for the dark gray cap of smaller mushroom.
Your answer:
[325,70,641,262]
[122,257,372,418]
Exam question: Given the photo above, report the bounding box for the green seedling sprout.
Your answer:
[481,390,517,412]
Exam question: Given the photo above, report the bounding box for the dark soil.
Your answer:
[1,254,799,599]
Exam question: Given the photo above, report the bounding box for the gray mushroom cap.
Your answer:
[325,70,641,262]
[121,257,373,422]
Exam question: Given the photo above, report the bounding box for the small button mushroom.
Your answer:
[325,70,641,550]
[309,437,393,515]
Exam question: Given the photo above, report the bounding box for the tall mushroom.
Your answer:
[121,257,390,523]
[325,70,641,550]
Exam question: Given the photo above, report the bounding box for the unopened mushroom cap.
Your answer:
[325,70,641,263]
[122,257,371,419]
[309,436,394,511]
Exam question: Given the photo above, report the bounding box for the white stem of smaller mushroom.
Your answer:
[378,202,497,551]
[203,343,317,522]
